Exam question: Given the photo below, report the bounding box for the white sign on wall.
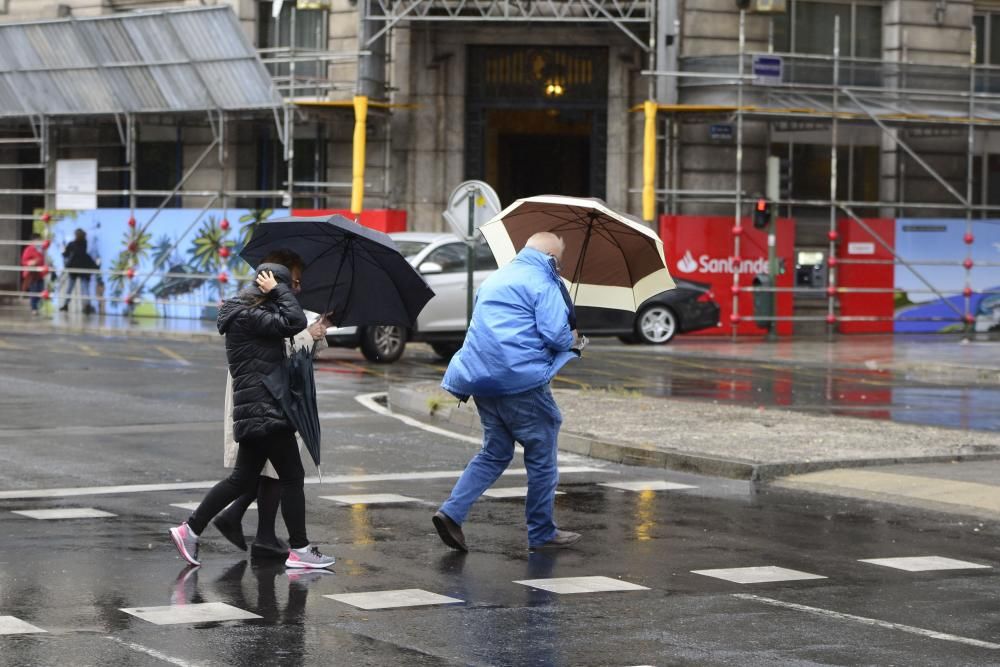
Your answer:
[55,159,98,210]
[848,242,876,255]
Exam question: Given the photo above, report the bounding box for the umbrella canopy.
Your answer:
[262,346,322,478]
[240,215,435,328]
[479,195,675,311]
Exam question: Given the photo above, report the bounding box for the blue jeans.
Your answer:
[439,384,562,547]
[26,278,43,311]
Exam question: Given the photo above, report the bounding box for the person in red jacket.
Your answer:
[20,234,45,316]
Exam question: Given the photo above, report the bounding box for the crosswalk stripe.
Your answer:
[733,593,1000,649]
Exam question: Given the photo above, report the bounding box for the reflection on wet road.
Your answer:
[324,344,1000,432]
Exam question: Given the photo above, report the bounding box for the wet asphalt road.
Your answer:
[1,332,999,666]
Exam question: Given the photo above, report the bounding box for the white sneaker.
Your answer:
[285,545,335,569]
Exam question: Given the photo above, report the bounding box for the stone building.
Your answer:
[0,0,994,292]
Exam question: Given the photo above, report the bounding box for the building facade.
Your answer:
[1,0,996,331]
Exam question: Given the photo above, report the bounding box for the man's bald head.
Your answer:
[524,232,566,265]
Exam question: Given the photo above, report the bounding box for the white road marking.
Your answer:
[320,493,423,505]
[12,508,116,519]
[355,392,482,444]
[170,502,256,512]
[858,556,991,572]
[155,345,191,366]
[121,602,261,625]
[0,615,46,635]
[353,392,616,468]
[599,481,698,492]
[104,636,205,667]
[325,589,463,610]
[514,576,650,594]
[0,468,605,500]
[733,593,1000,650]
[482,487,565,499]
[317,411,369,420]
[692,566,827,584]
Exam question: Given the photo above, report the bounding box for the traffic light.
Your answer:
[753,198,771,229]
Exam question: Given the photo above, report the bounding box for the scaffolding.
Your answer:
[0,5,391,318]
[639,13,1000,335]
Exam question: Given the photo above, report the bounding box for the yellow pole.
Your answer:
[351,95,369,215]
[642,100,657,223]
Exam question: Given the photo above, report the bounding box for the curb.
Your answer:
[388,385,1000,482]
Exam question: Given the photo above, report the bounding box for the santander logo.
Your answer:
[677,250,698,273]
[676,250,769,275]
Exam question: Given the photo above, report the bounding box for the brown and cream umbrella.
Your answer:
[479,195,675,311]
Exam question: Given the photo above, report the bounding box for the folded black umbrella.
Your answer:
[262,345,323,479]
[240,215,435,328]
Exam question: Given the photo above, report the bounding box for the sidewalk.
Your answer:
[390,382,1000,483]
[0,307,217,341]
[588,333,1000,386]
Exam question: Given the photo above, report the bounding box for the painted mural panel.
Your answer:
[41,208,287,318]
[893,219,1000,333]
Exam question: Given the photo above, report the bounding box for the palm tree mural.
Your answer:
[187,216,235,308]
[108,250,132,301]
[238,209,273,249]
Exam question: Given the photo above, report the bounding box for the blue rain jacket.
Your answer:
[442,247,577,400]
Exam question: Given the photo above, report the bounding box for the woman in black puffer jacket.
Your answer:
[169,259,335,570]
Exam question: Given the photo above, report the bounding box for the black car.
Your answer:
[576,278,721,345]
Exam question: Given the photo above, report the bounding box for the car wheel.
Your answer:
[360,325,406,363]
[430,342,461,360]
[635,305,678,344]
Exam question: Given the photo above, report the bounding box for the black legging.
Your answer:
[188,428,308,549]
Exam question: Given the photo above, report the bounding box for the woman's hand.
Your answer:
[308,320,327,340]
[256,270,278,294]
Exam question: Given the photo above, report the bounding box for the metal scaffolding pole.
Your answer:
[731,9,746,339]
[827,16,840,335]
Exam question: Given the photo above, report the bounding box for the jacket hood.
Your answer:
[217,288,257,334]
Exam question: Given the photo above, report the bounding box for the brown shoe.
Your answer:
[532,530,582,550]
[432,511,468,552]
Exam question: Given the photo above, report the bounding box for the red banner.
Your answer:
[836,218,895,334]
[292,209,407,234]
[659,215,795,335]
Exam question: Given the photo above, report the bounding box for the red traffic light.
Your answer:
[753,199,771,229]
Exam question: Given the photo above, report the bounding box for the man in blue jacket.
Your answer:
[433,231,582,551]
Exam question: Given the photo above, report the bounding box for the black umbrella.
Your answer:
[262,345,323,479]
[240,215,435,328]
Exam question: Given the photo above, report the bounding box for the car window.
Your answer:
[475,243,498,271]
[424,243,468,273]
[395,241,430,260]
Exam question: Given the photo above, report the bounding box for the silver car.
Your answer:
[325,232,497,362]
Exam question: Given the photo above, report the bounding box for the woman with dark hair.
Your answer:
[169,253,335,569]
[213,250,331,560]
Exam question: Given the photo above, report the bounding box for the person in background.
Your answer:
[60,228,98,314]
[20,233,45,316]
[432,231,583,552]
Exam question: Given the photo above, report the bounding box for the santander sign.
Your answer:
[675,250,768,275]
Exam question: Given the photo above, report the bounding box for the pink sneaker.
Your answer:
[169,523,200,566]
[285,545,335,569]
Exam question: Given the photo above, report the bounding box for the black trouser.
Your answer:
[188,428,308,549]
[62,273,91,309]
